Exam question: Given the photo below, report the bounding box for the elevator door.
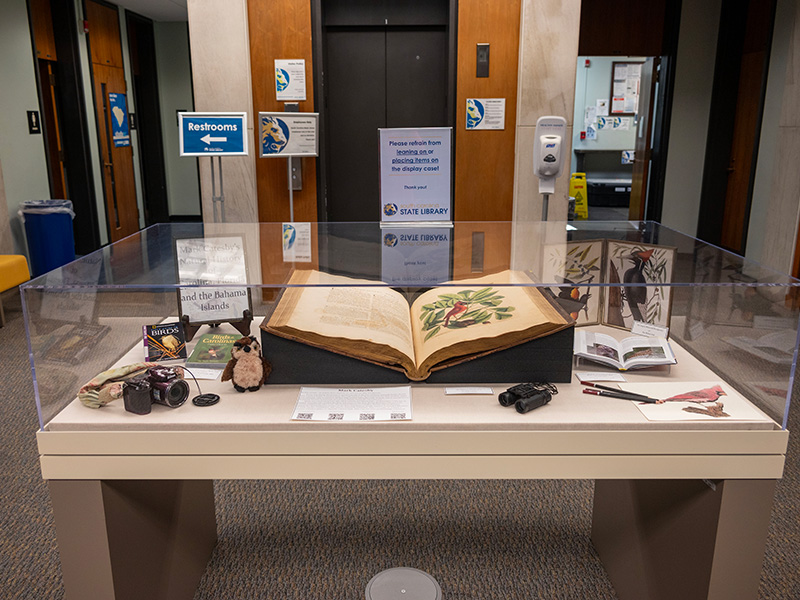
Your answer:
[322,4,450,222]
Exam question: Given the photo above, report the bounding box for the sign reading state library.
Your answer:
[379,127,452,222]
[178,112,248,156]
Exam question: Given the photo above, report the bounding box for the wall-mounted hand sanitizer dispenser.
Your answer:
[532,116,567,195]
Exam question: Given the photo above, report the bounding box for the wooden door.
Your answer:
[92,64,139,241]
[628,58,657,220]
[86,0,139,242]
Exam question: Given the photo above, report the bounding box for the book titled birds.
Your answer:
[143,321,187,361]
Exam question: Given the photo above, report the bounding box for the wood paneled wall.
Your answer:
[454,0,521,222]
[247,0,317,223]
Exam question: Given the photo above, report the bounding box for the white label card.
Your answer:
[631,320,669,339]
[576,372,627,383]
[275,59,306,101]
[292,386,412,422]
[445,387,494,395]
[282,222,312,262]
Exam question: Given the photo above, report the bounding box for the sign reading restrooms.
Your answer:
[379,127,452,222]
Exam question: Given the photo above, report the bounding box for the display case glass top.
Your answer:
[21,221,799,431]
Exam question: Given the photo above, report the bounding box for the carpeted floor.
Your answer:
[1,287,798,599]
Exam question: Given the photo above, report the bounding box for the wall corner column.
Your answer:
[187,0,258,224]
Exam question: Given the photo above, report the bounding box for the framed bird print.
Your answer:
[603,240,676,331]
[543,240,604,325]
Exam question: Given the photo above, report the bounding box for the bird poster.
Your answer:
[543,240,604,326]
[616,381,774,423]
[604,240,675,331]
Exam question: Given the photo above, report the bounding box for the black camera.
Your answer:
[123,366,190,415]
[498,382,557,414]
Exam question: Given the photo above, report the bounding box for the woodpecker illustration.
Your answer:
[443,301,468,327]
[623,249,654,322]
[657,384,726,404]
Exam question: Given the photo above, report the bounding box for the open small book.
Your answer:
[574,330,676,370]
[261,269,573,381]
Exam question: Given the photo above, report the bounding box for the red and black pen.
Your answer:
[582,387,659,403]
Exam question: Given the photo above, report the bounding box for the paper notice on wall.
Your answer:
[619,117,631,131]
[466,98,505,130]
[275,59,306,101]
[629,63,642,77]
[282,222,312,262]
[614,64,628,80]
[584,106,597,127]
[613,80,626,96]
[586,125,597,140]
[596,99,609,116]
[611,97,625,113]
[621,150,634,164]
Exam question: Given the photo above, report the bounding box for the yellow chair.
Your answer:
[0,255,30,327]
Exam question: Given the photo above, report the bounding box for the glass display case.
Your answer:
[21,220,798,431]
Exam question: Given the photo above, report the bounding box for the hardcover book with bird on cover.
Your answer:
[261,269,573,381]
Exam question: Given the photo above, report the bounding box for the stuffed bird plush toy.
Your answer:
[221,335,272,392]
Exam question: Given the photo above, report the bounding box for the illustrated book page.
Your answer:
[264,269,573,380]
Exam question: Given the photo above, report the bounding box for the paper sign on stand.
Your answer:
[258,112,319,157]
[379,127,452,222]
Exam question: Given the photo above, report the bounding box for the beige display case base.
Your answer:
[49,479,217,600]
[592,478,777,600]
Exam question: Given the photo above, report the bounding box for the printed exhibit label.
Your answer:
[379,127,452,223]
[259,112,319,157]
[176,236,249,322]
[466,98,505,130]
[275,59,307,101]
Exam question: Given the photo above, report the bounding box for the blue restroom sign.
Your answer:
[108,93,130,147]
[178,112,248,156]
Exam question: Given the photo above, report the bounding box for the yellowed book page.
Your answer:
[410,271,564,367]
[271,270,416,362]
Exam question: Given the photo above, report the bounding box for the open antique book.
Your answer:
[261,269,573,381]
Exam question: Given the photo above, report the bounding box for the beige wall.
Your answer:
[751,0,799,274]
[513,0,581,225]
[187,0,258,224]
[0,160,14,255]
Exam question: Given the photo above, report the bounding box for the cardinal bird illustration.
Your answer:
[443,301,468,327]
[657,384,727,404]
[623,249,654,322]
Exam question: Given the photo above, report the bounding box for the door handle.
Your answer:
[104,162,113,168]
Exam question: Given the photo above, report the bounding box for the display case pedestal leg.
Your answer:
[49,479,217,600]
[592,478,776,600]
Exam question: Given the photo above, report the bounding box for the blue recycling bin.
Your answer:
[20,200,76,277]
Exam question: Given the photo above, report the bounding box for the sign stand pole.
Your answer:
[210,156,225,222]
[287,157,294,222]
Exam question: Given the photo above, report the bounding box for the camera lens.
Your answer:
[498,391,517,407]
[151,378,189,408]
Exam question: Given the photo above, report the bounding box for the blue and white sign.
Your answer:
[178,112,248,156]
[275,59,306,101]
[258,112,318,157]
[466,98,505,130]
[381,225,451,286]
[379,127,452,223]
[108,93,130,147]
